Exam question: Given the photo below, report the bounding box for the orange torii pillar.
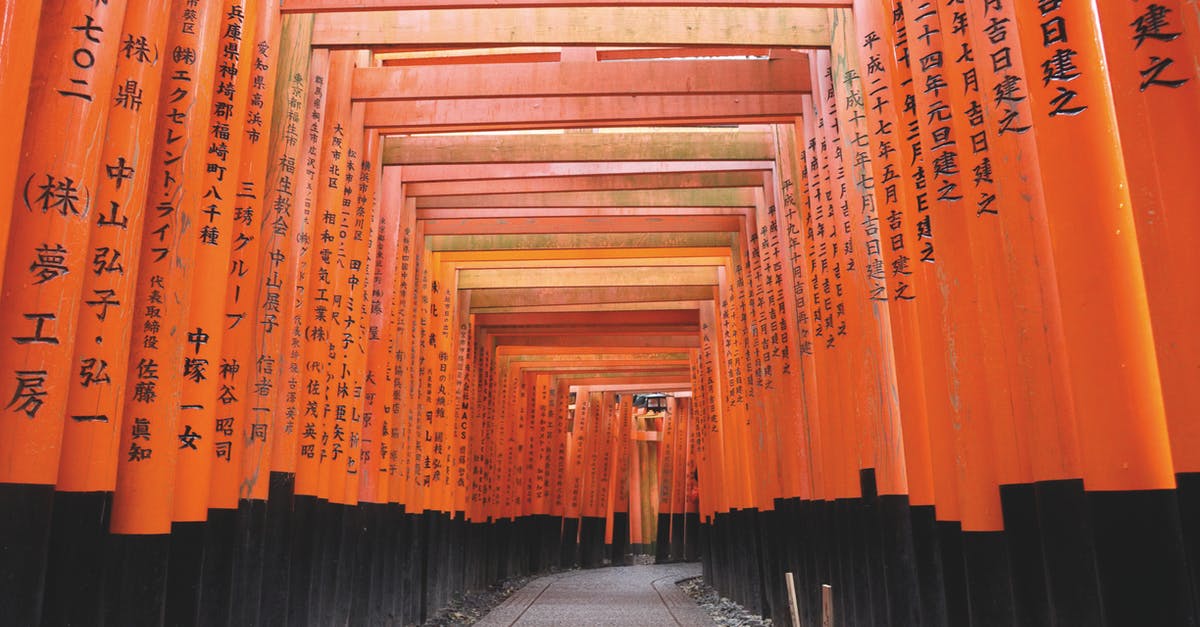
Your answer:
[255,15,319,626]
[0,0,42,284]
[288,46,352,626]
[167,2,260,624]
[108,1,222,624]
[836,4,945,625]
[0,0,126,623]
[607,392,633,566]
[1095,1,1200,617]
[220,0,285,622]
[1013,1,1195,625]
[39,2,171,625]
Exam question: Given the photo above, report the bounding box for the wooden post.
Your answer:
[822,584,834,627]
[786,571,802,627]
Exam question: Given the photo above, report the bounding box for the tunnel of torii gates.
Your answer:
[0,0,1198,626]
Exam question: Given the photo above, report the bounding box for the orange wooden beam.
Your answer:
[406,171,766,197]
[492,335,700,348]
[476,310,699,326]
[286,0,847,12]
[310,7,831,47]
[469,285,715,309]
[384,130,775,165]
[421,215,742,235]
[417,207,748,220]
[365,94,804,131]
[415,188,757,208]
[400,160,772,183]
[351,57,810,100]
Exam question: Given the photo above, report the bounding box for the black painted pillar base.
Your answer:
[936,520,970,627]
[961,530,1017,627]
[910,504,948,627]
[260,472,295,627]
[233,498,269,626]
[0,483,54,627]
[330,504,358,626]
[103,533,171,626]
[287,494,318,627]
[1034,479,1104,627]
[999,483,1051,627]
[879,494,922,627]
[542,515,563,572]
[1089,489,1197,627]
[654,513,671,563]
[199,507,238,626]
[560,517,579,569]
[859,470,888,627]
[164,520,206,627]
[41,490,111,627]
[611,511,630,566]
[684,512,700,562]
[1177,473,1200,622]
[670,512,686,562]
[579,516,606,568]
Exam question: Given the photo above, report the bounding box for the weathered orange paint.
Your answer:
[57,0,173,493]
[1014,0,1176,492]
[235,0,285,502]
[0,0,128,486]
[294,48,352,499]
[1097,0,1200,476]
[175,0,260,522]
[270,42,324,477]
[111,0,223,535]
[0,0,42,286]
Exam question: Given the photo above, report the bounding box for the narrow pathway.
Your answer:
[476,563,715,627]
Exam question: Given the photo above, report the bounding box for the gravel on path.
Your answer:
[677,577,773,627]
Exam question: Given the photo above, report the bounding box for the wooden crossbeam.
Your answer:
[471,300,708,313]
[564,379,696,389]
[433,234,735,254]
[365,93,805,131]
[352,57,810,100]
[311,7,830,47]
[417,207,748,219]
[436,246,730,261]
[384,131,774,165]
[406,171,765,196]
[495,334,700,347]
[476,310,699,326]
[422,215,741,235]
[288,1,847,12]
[469,285,714,308]
[428,232,734,251]
[496,347,690,357]
[485,325,700,336]
[457,266,719,289]
[446,255,731,269]
[399,160,772,182]
[416,188,757,208]
[560,373,692,386]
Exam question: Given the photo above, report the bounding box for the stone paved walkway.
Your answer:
[476,563,715,627]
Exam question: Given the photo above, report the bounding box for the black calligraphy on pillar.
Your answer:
[1130,4,1189,91]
